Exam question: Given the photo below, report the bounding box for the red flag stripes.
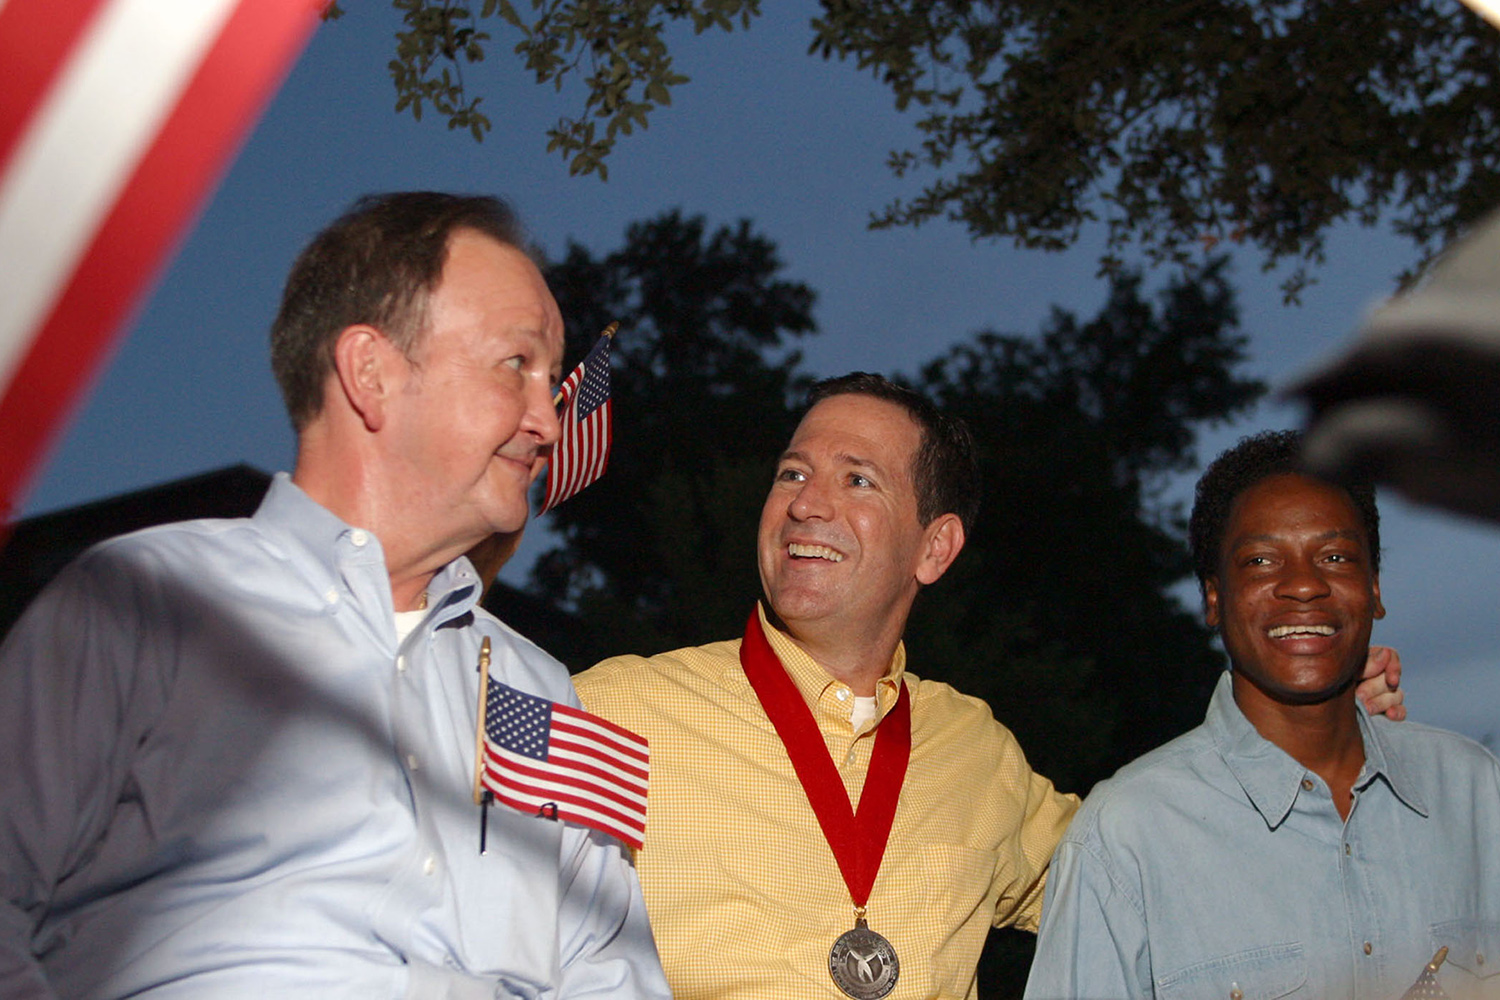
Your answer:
[540,324,615,514]
[0,0,321,520]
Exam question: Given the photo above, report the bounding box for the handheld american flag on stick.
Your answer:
[540,323,616,513]
[473,636,649,849]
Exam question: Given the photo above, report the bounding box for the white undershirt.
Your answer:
[393,609,425,644]
[850,694,878,732]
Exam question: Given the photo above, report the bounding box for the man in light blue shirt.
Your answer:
[0,193,670,998]
[1025,430,1500,1000]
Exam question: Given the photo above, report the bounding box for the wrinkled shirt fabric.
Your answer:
[0,474,670,1000]
[1026,671,1500,1000]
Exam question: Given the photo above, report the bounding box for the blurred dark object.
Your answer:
[0,467,595,667]
[1294,207,1500,523]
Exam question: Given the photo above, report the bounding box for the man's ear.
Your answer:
[1372,574,1385,620]
[332,325,397,432]
[1204,577,1222,628]
[915,513,966,586]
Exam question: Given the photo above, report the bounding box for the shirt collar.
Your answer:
[1357,706,1429,817]
[754,603,906,720]
[254,473,482,624]
[1206,670,1429,828]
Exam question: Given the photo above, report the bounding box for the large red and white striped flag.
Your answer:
[0,0,322,522]
[479,674,649,850]
[539,323,615,514]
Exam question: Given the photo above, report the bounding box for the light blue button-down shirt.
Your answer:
[0,474,670,999]
[1026,671,1500,1000]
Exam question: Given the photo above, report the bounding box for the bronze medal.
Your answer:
[829,923,899,999]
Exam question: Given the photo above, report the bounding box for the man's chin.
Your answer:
[1233,661,1364,706]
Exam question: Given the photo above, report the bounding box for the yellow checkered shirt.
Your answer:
[575,605,1080,999]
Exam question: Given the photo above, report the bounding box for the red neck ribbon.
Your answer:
[739,608,911,908]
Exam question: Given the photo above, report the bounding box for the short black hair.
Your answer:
[270,192,534,431]
[805,372,981,532]
[1189,429,1381,593]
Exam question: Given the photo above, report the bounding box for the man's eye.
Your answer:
[776,468,806,483]
[502,356,525,371]
[849,474,872,488]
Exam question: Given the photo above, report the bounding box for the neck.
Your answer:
[1231,673,1366,819]
[768,606,903,697]
[292,442,453,613]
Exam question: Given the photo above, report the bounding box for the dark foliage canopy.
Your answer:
[348,0,1500,297]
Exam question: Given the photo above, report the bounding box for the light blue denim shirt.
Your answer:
[0,474,670,999]
[1026,671,1500,1000]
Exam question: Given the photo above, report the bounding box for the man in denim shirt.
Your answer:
[1026,430,1500,1000]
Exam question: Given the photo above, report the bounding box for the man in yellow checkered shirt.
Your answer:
[575,372,1067,999]
[572,373,1402,1000]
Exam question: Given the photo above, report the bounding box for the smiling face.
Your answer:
[382,229,563,550]
[1206,473,1385,707]
[757,394,953,653]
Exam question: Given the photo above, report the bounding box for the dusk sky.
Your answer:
[22,3,1500,742]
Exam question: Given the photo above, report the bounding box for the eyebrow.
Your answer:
[1231,528,1365,547]
[778,449,886,475]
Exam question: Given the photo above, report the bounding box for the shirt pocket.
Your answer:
[1429,920,1500,998]
[1156,943,1307,1000]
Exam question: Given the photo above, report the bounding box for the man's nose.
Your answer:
[787,478,832,521]
[1274,558,1332,601]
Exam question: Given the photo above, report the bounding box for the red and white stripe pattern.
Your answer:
[480,676,649,850]
[539,325,614,514]
[0,0,321,520]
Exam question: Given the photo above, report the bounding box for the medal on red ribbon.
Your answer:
[739,607,909,999]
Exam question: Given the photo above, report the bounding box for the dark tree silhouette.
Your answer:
[535,210,817,653]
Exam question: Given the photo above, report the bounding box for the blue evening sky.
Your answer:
[23,3,1500,742]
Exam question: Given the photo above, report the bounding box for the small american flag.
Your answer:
[479,677,649,849]
[1400,947,1451,1000]
[540,324,615,513]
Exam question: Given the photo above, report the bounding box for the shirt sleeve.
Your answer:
[0,548,162,998]
[1023,837,1152,1000]
[993,737,1082,933]
[553,826,671,998]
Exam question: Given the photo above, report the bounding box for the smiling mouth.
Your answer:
[788,542,844,562]
[1267,624,1336,638]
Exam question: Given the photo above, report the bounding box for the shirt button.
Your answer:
[406,753,420,771]
[1229,987,1243,1000]
[1301,778,1314,791]
[423,855,436,876]
[835,689,850,701]
[396,655,408,673]
[323,587,339,606]
[1478,953,1486,966]
[350,529,369,547]
[1344,843,1351,856]
[844,750,856,766]
[1363,942,1373,955]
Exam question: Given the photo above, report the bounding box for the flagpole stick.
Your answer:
[480,792,491,855]
[473,636,492,805]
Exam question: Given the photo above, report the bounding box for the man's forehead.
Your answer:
[794,394,921,442]
[1223,475,1370,549]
